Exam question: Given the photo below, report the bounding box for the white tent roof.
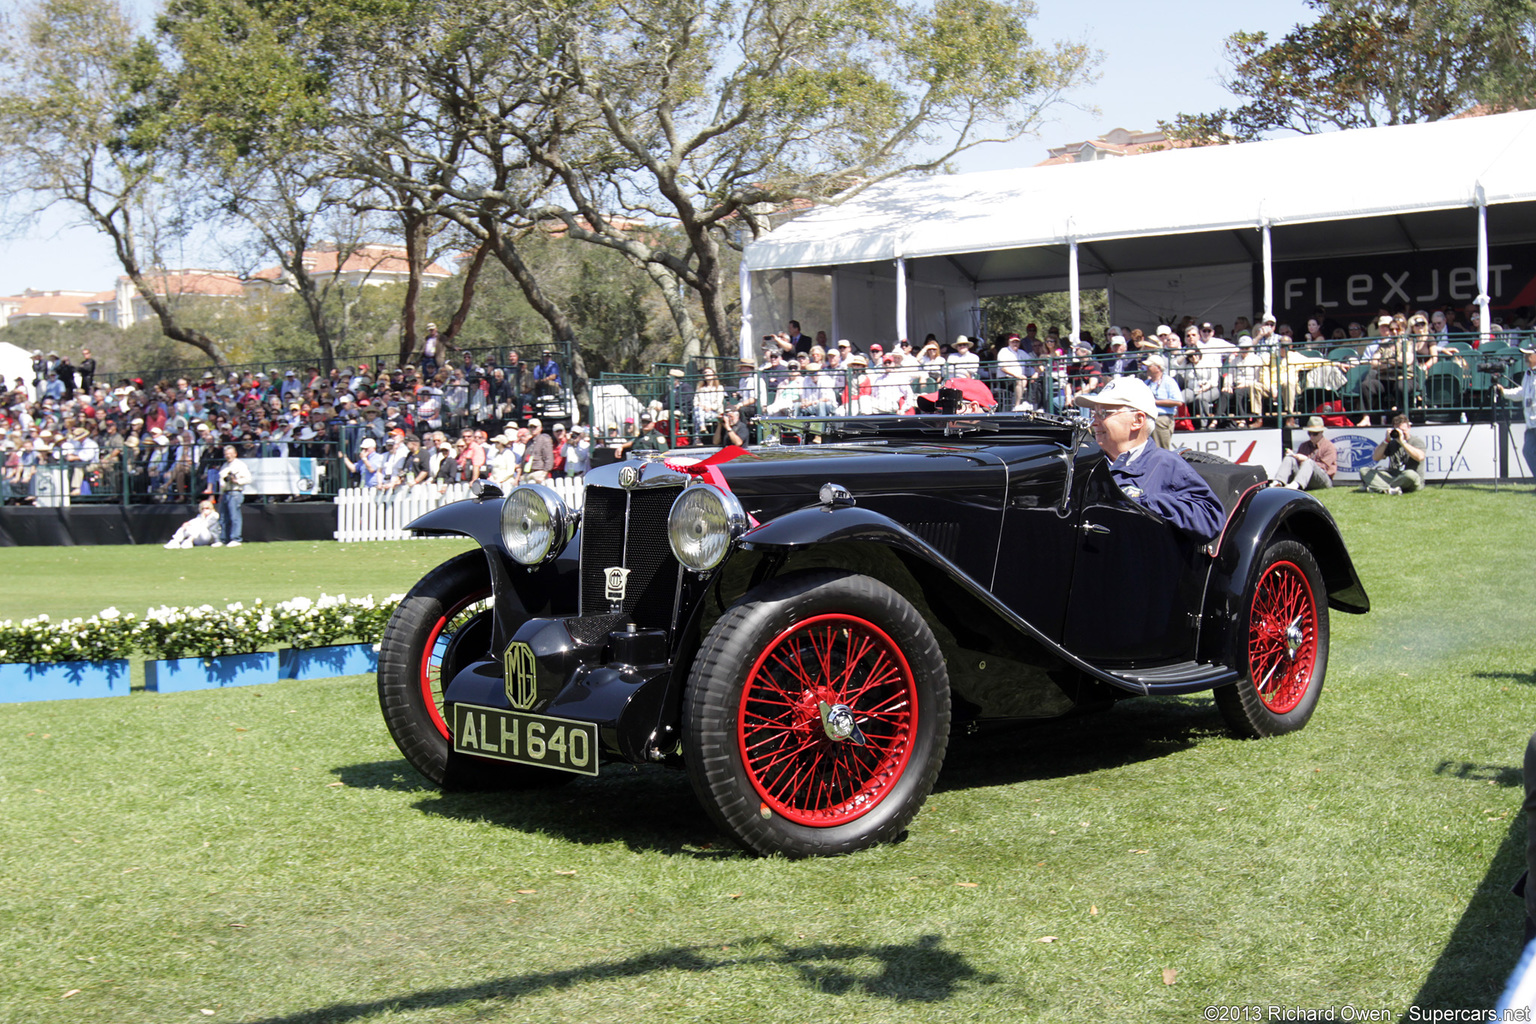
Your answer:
[744,109,1536,274]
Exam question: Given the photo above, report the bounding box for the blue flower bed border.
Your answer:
[0,660,131,703]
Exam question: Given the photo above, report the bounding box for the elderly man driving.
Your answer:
[1075,377,1223,544]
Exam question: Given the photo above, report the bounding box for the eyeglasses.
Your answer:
[1089,407,1134,421]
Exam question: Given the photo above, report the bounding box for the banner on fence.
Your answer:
[1324,424,1500,482]
[1175,430,1285,472]
[247,457,324,496]
[1178,424,1511,482]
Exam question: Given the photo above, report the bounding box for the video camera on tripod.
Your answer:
[1477,353,1518,378]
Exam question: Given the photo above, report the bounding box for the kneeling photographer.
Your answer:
[1358,414,1426,495]
[1496,342,1536,477]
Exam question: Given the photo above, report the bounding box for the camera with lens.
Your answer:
[1478,355,1514,375]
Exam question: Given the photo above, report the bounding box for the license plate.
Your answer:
[451,704,600,777]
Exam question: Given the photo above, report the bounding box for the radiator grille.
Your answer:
[566,612,625,646]
[577,485,682,632]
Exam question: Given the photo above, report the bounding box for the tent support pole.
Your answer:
[895,256,908,345]
[1261,221,1274,323]
[1476,185,1490,340]
[739,262,754,361]
[829,273,840,347]
[1069,236,1081,345]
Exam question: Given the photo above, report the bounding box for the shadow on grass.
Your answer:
[334,757,722,855]
[1433,758,1523,788]
[936,695,1222,794]
[242,933,999,1024]
[331,761,438,792]
[1475,670,1536,688]
[1408,813,1526,1010]
[335,696,1221,854]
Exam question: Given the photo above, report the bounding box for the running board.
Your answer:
[1100,660,1240,696]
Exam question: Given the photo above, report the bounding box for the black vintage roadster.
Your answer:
[377,412,1368,857]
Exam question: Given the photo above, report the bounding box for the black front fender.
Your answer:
[1214,487,1370,615]
[407,497,504,549]
[1197,485,1370,670]
[739,504,939,554]
[406,496,581,644]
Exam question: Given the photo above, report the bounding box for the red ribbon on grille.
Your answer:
[664,445,758,525]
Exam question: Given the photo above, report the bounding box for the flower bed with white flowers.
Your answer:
[0,594,403,664]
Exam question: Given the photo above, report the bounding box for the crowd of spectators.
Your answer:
[4,300,1530,505]
[1,340,586,504]
[653,303,1532,449]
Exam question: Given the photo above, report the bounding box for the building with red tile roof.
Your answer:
[1037,128,1187,166]
[246,244,453,293]
[0,289,102,327]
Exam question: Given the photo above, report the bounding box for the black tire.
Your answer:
[1215,538,1330,738]
[1181,449,1231,465]
[683,570,950,857]
[377,550,568,790]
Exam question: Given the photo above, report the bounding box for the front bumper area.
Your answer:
[443,616,676,765]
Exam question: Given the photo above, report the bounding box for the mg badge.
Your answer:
[503,641,538,710]
[604,566,632,604]
[618,465,640,488]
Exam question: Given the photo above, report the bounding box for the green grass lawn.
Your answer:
[2,486,1534,1022]
[0,539,475,622]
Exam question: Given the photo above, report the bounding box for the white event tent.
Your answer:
[739,109,1536,354]
[0,341,35,400]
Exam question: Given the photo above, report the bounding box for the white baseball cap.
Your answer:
[1073,376,1158,418]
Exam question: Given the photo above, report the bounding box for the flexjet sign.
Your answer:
[1267,245,1536,320]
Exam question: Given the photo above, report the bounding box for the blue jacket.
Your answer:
[1110,443,1224,543]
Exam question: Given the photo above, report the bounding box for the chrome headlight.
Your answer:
[500,484,574,565]
[667,484,747,572]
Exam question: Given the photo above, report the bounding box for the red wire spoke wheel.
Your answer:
[1246,560,1317,715]
[1216,539,1330,738]
[737,613,918,826]
[416,588,493,740]
[378,551,491,785]
[685,570,950,857]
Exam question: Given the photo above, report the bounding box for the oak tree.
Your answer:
[1162,0,1536,143]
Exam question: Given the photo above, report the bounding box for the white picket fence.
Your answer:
[334,478,587,542]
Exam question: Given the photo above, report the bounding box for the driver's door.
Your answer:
[1061,458,1205,665]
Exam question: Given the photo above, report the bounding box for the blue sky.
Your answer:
[0,0,1314,297]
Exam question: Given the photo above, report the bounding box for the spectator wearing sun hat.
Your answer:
[421,322,442,376]
[487,433,520,485]
[946,336,981,379]
[1227,334,1270,426]
[521,417,555,483]
[1270,416,1337,490]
